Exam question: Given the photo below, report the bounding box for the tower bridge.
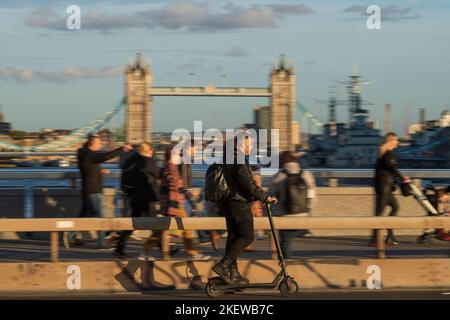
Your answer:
[125,52,296,151]
[150,86,271,97]
[0,53,301,153]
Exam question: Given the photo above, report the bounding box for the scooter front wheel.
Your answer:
[279,278,299,297]
[205,280,225,298]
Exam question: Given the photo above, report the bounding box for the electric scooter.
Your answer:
[205,203,299,298]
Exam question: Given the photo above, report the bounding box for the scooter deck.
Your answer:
[208,277,280,290]
[208,272,285,290]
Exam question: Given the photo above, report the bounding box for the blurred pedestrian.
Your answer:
[114,142,161,258]
[269,151,316,259]
[371,132,410,246]
[75,134,132,249]
[151,145,210,261]
[118,144,138,218]
[179,138,196,217]
[196,189,221,251]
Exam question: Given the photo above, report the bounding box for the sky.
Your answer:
[0,0,449,135]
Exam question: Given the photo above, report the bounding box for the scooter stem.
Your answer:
[265,202,288,273]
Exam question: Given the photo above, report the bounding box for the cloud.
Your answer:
[268,4,314,15]
[0,0,167,8]
[24,3,314,32]
[0,65,123,83]
[225,46,249,57]
[343,5,421,21]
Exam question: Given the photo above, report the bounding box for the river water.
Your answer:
[0,164,447,189]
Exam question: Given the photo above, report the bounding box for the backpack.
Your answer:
[204,163,231,203]
[283,169,309,214]
[121,155,139,195]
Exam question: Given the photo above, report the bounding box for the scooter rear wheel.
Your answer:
[279,278,299,297]
[205,281,225,298]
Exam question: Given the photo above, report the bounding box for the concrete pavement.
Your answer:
[0,235,449,262]
[1,289,450,300]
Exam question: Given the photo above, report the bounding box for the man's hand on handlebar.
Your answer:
[267,196,277,204]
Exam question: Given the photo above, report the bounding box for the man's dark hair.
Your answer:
[382,132,398,144]
[86,134,100,147]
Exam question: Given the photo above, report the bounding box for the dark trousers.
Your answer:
[116,200,155,252]
[372,186,399,241]
[221,200,254,264]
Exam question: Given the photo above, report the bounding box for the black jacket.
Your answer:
[125,153,161,202]
[77,147,121,195]
[225,162,268,203]
[374,150,403,190]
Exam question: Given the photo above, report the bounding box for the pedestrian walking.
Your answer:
[114,142,161,258]
[75,134,132,249]
[371,132,410,246]
[269,151,316,259]
[156,145,210,261]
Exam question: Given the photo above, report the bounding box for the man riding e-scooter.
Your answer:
[211,130,277,284]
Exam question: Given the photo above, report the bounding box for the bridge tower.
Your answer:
[125,52,152,144]
[270,54,296,151]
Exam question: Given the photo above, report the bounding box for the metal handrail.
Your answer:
[0,169,448,179]
[0,216,448,262]
[0,216,448,232]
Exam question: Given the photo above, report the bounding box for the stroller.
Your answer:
[409,183,450,244]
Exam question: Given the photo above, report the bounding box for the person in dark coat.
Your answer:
[371,132,410,246]
[114,142,161,257]
[76,134,132,248]
[212,130,277,284]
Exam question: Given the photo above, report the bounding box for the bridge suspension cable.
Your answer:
[33,98,126,152]
[0,99,126,152]
[296,101,324,134]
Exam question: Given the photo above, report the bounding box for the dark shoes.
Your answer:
[212,260,249,285]
[230,262,249,285]
[212,261,234,284]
